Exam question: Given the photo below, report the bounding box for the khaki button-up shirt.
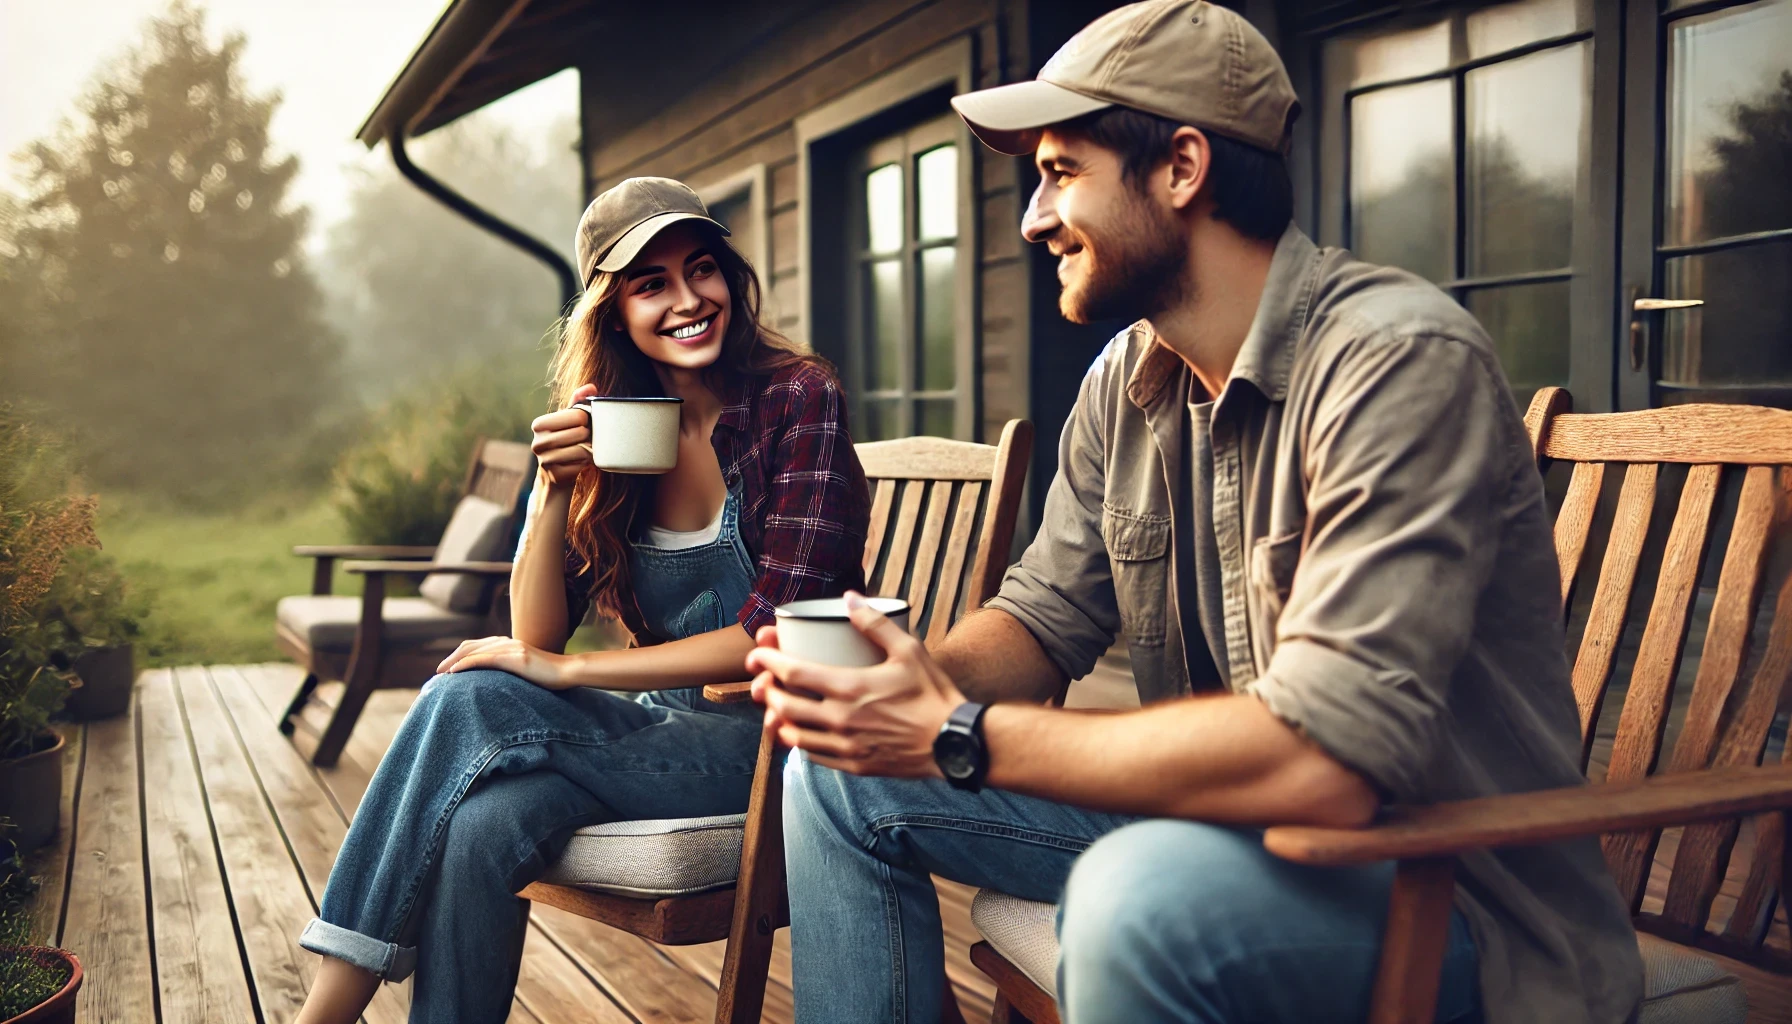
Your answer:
[988,226,1643,1023]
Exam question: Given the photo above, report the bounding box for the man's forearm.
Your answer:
[931,607,1066,706]
[980,694,1378,828]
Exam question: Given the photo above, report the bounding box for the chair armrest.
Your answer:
[702,681,756,704]
[293,545,438,559]
[341,560,513,576]
[1265,764,1792,866]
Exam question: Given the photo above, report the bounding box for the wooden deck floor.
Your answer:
[21,663,997,1023]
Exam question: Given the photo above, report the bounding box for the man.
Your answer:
[747,2,1643,1022]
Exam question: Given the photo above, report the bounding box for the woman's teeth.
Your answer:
[669,317,713,340]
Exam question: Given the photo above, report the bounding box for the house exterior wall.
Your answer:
[577,0,1037,446]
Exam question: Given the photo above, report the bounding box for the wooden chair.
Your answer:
[278,438,533,766]
[969,389,1792,1024]
[518,419,1034,1024]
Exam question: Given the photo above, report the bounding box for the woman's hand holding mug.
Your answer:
[531,383,599,489]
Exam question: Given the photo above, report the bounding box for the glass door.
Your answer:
[1619,0,1792,409]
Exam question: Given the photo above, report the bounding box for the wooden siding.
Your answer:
[578,0,1033,443]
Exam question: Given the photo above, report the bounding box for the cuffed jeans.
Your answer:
[783,753,1482,1024]
[299,669,762,1023]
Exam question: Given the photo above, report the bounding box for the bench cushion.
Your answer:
[419,495,511,612]
[538,813,747,898]
[276,595,482,651]
[969,890,1748,1023]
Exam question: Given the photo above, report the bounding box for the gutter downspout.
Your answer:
[389,131,580,311]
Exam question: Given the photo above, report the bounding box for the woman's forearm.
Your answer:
[562,624,756,692]
[511,475,576,652]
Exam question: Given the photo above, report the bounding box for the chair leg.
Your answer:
[278,672,319,736]
[1367,856,1456,1024]
[309,574,386,768]
[715,730,786,1024]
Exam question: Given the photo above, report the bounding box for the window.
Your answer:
[1653,0,1792,397]
[1321,0,1593,408]
[846,115,969,440]
[697,166,768,285]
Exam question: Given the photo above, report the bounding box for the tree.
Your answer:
[6,2,340,498]
[321,114,580,398]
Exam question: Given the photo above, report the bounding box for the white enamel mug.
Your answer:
[577,396,682,474]
[773,597,912,667]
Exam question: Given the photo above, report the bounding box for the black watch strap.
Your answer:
[935,701,991,792]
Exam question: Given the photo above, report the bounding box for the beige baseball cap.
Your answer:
[575,177,730,288]
[949,0,1299,156]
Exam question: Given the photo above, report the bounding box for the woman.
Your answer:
[294,177,870,1023]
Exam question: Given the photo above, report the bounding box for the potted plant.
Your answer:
[44,548,141,721]
[0,409,94,850]
[0,832,82,1023]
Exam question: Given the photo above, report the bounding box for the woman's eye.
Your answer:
[691,260,717,278]
[637,278,663,295]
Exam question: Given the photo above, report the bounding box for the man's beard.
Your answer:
[1059,194,1189,325]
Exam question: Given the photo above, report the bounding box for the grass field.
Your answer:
[95,492,354,668]
[95,491,618,668]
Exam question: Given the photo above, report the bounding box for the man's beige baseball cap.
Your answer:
[575,177,729,288]
[949,0,1299,156]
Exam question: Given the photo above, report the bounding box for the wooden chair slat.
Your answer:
[1664,466,1783,776]
[1524,387,1571,461]
[929,481,984,646]
[1600,464,1721,908]
[863,478,896,584]
[1553,462,1606,614]
[906,481,955,635]
[1725,810,1786,946]
[856,435,1014,479]
[1570,463,1659,766]
[1543,406,1792,464]
[1663,555,1792,929]
[879,482,928,602]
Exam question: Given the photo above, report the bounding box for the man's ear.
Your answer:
[1164,126,1211,212]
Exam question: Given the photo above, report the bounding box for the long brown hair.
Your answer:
[549,221,820,622]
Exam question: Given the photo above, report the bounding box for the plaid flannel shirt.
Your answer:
[565,361,871,643]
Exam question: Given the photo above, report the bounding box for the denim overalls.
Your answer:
[301,487,763,1023]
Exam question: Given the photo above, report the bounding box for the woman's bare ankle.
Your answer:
[294,955,381,1024]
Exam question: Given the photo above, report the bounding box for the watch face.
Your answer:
[935,730,979,779]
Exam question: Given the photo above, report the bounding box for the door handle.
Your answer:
[1628,291,1704,371]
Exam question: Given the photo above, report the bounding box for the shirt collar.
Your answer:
[1125,223,1321,411]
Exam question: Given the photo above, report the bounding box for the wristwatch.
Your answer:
[933,702,990,792]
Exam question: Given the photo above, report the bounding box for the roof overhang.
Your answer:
[356,0,598,147]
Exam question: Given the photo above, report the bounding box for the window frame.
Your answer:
[695,164,770,284]
[794,38,980,440]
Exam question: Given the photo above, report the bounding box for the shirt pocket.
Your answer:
[1102,503,1171,648]
[1248,526,1304,634]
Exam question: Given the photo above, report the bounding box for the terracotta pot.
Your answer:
[0,732,64,850]
[64,645,134,721]
[0,947,81,1024]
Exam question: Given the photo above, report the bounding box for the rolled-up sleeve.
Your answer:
[987,349,1121,682]
[1244,332,1513,803]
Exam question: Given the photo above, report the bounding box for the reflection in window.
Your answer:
[917,146,957,241]
[866,164,903,254]
[1467,0,1588,58]
[1466,44,1588,276]
[1350,81,1453,283]
[1468,282,1572,409]
[1666,0,1792,246]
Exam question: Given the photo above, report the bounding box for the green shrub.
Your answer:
[41,545,145,651]
[0,832,71,1018]
[334,355,545,546]
[0,409,92,759]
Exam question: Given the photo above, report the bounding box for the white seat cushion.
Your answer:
[276,595,482,651]
[419,495,511,612]
[538,814,747,898]
[970,890,1748,1024]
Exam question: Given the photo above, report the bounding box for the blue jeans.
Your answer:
[783,754,1482,1024]
[299,670,761,1022]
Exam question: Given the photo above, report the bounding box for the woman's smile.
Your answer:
[662,314,718,345]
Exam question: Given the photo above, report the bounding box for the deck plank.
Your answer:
[515,924,637,1024]
[26,722,84,946]
[140,671,258,1022]
[530,904,718,1024]
[60,694,154,1023]
[216,664,413,1024]
[176,664,323,1022]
